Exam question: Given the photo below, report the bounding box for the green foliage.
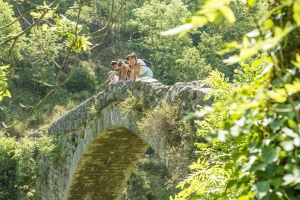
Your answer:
[120,90,143,117]
[65,66,97,93]
[175,47,212,82]
[0,133,17,199]
[170,70,255,199]
[0,0,23,66]
[126,0,194,84]
[163,0,266,80]
[0,0,23,101]
[14,133,65,199]
[15,66,56,95]
[0,65,11,101]
[170,0,300,199]
[22,27,63,68]
[124,157,178,200]
[138,100,182,145]
[0,132,65,199]
[0,0,282,199]
[172,159,230,200]
[138,100,196,188]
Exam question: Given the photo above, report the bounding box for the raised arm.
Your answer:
[121,66,129,81]
[104,71,118,84]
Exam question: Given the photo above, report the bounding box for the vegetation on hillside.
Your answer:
[3,0,299,199]
[168,0,300,199]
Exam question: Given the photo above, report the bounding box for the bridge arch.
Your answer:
[30,78,212,200]
[66,126,149,200]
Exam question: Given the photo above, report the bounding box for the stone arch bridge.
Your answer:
[30,78,212,200]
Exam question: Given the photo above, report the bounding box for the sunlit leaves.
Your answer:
[0,65,11,101]
[173,159,230,199]
[167,0,300,199]
[220,6,236,23]
[267,89,287,103]
[293,2,300,24]
[30,6,54,20]
[291,53,300,68]
[54,15,91,52]
[267,81,300,103]
[264,19,274,29]
[223,21,295,65]
[247,0,256,7]
[161,0,236,36]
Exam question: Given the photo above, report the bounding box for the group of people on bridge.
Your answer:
[104,52,153,85]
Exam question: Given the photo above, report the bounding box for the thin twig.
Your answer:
[3,90,55,128]
[90,0,127,50]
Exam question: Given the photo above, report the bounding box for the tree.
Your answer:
[0,0,23,101]
[0,0,126,127]
[166,0,300,199]
[125,0,207,85]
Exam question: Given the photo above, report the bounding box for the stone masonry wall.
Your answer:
[29,77,212,200]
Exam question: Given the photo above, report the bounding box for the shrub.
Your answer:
[124,157,178,200]
[15,67,56,95]
[137,100,195,187]
[0,134,17,199]
[65,66,97,93]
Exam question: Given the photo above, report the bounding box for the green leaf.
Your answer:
[287,119,299,133]
[262,147,276,164]
[190,16,208,26]
[264,19,274,29]
[42,23,48,31]
[293,2,300,24]
[4,89,11,98]
[250,163,267,172]
[190,196,201,200]
[270,119,285,132]
[248,0,257,7]
[226,179,237,190]
[237,196,249,200]
[284,81,300,95]
[271,78,281,88]
[254,181,270,199]
[225,162,235,170]
[271,178,283,190]
[220,6,236,23]
[267,89,287,103]
[0,65,9,70]
[214,10,223,24]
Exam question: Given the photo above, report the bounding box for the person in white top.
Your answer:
[128,53,153,80]
[104,61,119,85]
[107,71,119,85]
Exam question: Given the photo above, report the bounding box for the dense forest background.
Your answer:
[4,0,299,199]
[0,0,265,137]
